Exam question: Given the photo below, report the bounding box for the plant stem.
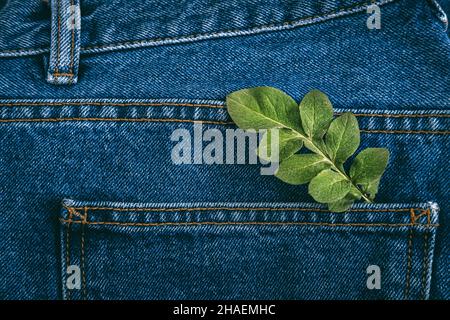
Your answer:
[332,165,373,203]
[292,131,373,203]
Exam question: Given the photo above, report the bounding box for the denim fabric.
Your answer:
[46,0,81,85]
[0,0,449,300]
[59,201,439,300]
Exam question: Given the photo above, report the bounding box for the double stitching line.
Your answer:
[349,113,450,118]
[404,209,416,300]
[81,207,87,300]
[0,101,225,108]
[59,219,439,228]
[69,0,75,77]
[0,101,447,134]
[60,206,439,228]
[65,207,87,300]
[404,209,435,300]
[65,207,73,301]
[404,228,414,299]
[54,0,61,76]
[0,118,231,125]
[65,206,416,213]
[360,129,449,135]
[54,0,76,79]
[0,101,449,119]
[422,231,430,300]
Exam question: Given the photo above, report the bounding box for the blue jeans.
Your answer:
[0,0,448,300]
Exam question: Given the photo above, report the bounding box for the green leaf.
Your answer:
[362,178,381,200]
[299,89,333,138]
[226,86,391,210]
[275,154,331,185]
[349,148,389,184]
[303,136,328,155]
[325,113,360,163]
[258,129,302,162]
[327,187,361,212]
[226,87,302,131]
[328,197,354,212]
[348,185,363,201]
[308,169,351,203]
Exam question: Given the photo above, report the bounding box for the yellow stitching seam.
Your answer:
[404,228,413,299]
[69,0,75,74]
[64,205,414,213]
[81,206,87,300]
[0,102,224,108]
[53,73,75,77]
[59,218,439,228]
[65,207,73,301]
[359,129,449,135]
[0,118,230,125]
[340,113,450,118]
[411,208,431,224]
[55,0,61,75]
[0,101,448,119]
[421,232,429,300]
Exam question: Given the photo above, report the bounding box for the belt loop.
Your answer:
[47,0,81,85]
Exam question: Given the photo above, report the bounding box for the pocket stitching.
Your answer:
[81,207,87,300]
[421,231,431,300]
[64,206,425,213]
[64,208,73,301]
[61,206,440,228]
[61,204,438,300]
[59,219,439,228]
[404,228,414,299]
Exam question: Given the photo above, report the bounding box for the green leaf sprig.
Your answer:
[226,87,389,212]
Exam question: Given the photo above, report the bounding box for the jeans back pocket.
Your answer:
[60,200,439,300]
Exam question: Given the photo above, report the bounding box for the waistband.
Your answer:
[0,0,397,57]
